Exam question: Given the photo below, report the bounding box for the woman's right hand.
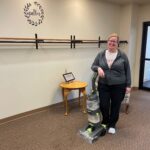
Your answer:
[98,67,105,78]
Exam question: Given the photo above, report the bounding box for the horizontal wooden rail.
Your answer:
[0,37,35,40]
[0,34,128,49]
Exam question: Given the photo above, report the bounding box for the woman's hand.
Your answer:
[98,67,105,78]
[126,87,131,93]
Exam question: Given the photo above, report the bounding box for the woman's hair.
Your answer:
[107,33,119,43]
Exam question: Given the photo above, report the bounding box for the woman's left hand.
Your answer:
[126,87,131,93]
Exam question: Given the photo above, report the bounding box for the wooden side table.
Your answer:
[60,81,88,115]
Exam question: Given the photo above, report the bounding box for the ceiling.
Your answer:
[104,0,150,5]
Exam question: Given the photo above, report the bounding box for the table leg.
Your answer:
[63,89,70,116]
[79,89,81,106]
[80,88,87,113]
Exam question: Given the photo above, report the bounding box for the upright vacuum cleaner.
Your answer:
[79,72,107,144]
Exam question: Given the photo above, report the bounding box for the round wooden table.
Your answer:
[60,81,88,115]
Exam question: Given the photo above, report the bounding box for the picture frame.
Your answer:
[63,72,75,82]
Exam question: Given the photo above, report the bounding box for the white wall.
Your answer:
[119,4,131,52]
[119,4,139,87]
[0,0,121,119]
[118,3,150,88]
[134,4,150,87]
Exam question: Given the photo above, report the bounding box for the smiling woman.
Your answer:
[107,33,119,51]
[91,32,131,134]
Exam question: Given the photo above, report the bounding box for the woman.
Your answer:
[91,33,131,134]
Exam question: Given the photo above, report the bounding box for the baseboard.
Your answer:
[0,106,47,125]
[0,88,139,125]
[132,87,138,90]
[0,98,79,125]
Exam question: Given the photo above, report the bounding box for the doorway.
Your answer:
[139,22,150,90]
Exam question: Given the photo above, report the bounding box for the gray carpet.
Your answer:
[0,90,150,150]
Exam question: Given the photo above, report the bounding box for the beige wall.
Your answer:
[1,0,149,119]
[0,0,121,119]
[119,4,139,87]
[134,4,150,87]
[118,3,150,88]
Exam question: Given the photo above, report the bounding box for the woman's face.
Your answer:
[107,36,118,52]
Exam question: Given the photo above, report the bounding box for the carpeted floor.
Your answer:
[0,90,150,150]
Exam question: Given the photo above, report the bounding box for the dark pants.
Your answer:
[98,83,126,128]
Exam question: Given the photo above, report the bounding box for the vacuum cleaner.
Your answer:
[79,72,107,144]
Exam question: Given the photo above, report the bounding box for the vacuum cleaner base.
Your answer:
[79,124,106,144]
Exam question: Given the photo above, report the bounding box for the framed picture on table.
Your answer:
[63,72,75,82]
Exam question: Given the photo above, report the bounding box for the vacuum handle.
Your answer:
[92,72,98,92]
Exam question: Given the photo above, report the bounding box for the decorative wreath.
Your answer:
[24,1,44,26]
